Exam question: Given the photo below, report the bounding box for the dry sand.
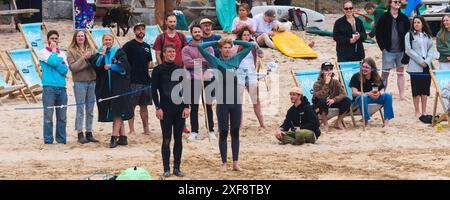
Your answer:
[0,14,449,180]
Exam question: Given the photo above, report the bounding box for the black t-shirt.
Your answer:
[349,72,385,95]
[123,39,153,85]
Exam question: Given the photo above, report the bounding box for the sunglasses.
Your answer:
[344,7,353,11]
[392,1,401,4]
[323,67,333,71]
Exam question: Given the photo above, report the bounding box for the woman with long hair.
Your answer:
[405,16,438,117]
[437,14,450,70]
[67,30,99,144]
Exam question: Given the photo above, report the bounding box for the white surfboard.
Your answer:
[251,5,325,28]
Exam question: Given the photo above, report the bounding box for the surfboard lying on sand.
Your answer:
[251,5,325,28]
[272,31,318,58]
[306,28,376,44]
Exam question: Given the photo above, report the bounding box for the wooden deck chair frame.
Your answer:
[18,22,48,78]
[290,68,341,121]
[4,50,42,103]
[0,52,31,104]
[430,68,450,127]
[85,27,122,51]
[336,61,384,127]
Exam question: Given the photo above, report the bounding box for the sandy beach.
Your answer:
[0,14,449,180]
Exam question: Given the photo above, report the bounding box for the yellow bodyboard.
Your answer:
[272,31,318,58]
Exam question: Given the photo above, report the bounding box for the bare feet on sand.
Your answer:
[232,161,241,171]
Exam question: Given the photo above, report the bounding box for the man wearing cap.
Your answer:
[200,18,222,57]
[122,23,154,136]
[274,87,320,145]
[155,0,182,29]
[313,62,351,132]
[252,9,286,50]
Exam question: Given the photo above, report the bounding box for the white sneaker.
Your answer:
[187,132,198,141]
[209,131,216,142]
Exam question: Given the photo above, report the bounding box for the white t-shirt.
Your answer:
[252,13,280,34]
[232,17,255,33]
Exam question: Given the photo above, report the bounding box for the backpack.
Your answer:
[158,32,186,59]
[401,31,415,65]
[288,8,308,31]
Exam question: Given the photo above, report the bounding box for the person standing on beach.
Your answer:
[198,38,254,171]
[90,33,133,148]
[67,30,99,144]
[154,0,181,29]
[200,18,222,57]
[405,16,437,117]
[152,44,190,177]
[437,14,450,70]
[182,25,216,142]
[123,23,154,136]
[333,0,367,62]
[153,14,188,66]
[375,0,410,100]
[39,30,69,144]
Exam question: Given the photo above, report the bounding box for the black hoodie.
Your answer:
[280,96,321,138]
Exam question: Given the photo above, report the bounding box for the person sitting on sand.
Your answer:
[274,87,321,145]
[313,62,351,132]
[253,9,286,50]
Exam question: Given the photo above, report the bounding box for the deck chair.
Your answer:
[143,25,162,68]
[86,27,121,51]
[18,22,47,78]
[291,69,340,120]
[430,69,450,127]
[0,55,29,104]
[336,61,384,127]
[5,49,42,103]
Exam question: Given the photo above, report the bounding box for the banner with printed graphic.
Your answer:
[73,0,95,30]
[21,23,45,53]
[9,49,41,86]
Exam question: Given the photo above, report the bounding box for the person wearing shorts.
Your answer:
[123,23,153,135]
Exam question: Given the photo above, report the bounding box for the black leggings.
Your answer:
[189,79,214,133]
[160,106,185,171]
[313,97,351,115]
[216,104,242,163]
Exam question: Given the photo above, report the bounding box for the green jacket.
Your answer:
[436,30,450,63]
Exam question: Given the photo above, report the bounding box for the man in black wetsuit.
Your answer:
[152,44,190,177]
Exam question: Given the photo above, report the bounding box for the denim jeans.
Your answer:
[354,93,394,121]
[73,81,96,132]
[43,86,67,144]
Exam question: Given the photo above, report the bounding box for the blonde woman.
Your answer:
[90,33,133,148]
[67,30,98,144]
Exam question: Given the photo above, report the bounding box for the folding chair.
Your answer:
[0,56,29,104]
[86,27,121,51]
[430,69,450,127]
[18,22,48,77]
[336,61,384,127]
[291,69,340,120]
[5,49,43,103]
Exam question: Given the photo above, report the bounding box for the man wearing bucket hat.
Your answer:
[274,87,321,145]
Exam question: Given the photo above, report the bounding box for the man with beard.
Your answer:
[182,25,216,142]
[274,87,321,145]
[200,18,222,57]
[153,14,188,66]
[122,23,154,137]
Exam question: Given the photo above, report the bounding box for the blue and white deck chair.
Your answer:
[430,69,450,127]
[0,53,30,104]
[18,22,47,77]
[336,61,384,127]
[86,28,121,50]
[292,69,340,120]
[144,25,162,67]
[6,49,43,102]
